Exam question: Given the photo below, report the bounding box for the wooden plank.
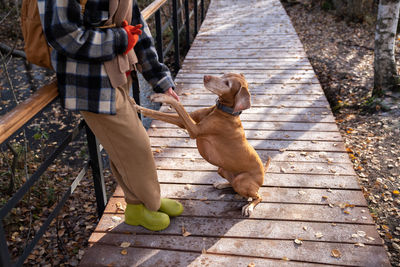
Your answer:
[176,72,318,80]
[105,198,373,224]
[148,128,341,140]
[152,148,350,163]
[112,184,367,206]
[0,81,58,144]
[191,40,304,49]
[174,92,327,101]
[86,233,389,266]
[159,105,332,115]
[184,54,308,60]
[178,69,316,75]
[150,137,346,153]
[174,93,328,104]
[176,77,319,84]
[164,97,328,108]
[95,214,381,245]
[141,0,167,20]
[151,121,338,132]
[181,61,314,69]
[155,170,362,189]
[80,245,328,267]
[175,83,324,95]
[152,158,355,176]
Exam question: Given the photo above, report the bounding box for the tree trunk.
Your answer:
[373,0,400,96]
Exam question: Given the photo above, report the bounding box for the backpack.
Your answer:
[20,0,87,69]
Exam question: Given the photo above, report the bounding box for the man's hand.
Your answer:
[165,87,180,102]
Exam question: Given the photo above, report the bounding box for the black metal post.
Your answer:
[0,222,11,267]
[201,0,205,22]
[172,0,180,72]
[193,0,198,36]
[130,71,140,106]
[155,10,164,63]
[85,125,107,218]
[184,0,190,48]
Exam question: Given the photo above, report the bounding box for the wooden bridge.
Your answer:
[80,0,390,266]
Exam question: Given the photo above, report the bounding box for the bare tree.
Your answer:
[373,0,400,96]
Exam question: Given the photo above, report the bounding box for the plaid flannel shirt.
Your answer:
[38,0,175,114]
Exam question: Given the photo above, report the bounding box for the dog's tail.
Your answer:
[264,156,272,173]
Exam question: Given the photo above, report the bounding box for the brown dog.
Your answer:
[134,73,271,216]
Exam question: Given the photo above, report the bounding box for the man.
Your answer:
[39,0,183,231]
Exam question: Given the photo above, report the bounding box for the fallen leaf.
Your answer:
[357,231,366,237]
[282,257,290,261]
[355,242,365,247]
[294,238,303,245]
[115,202,125,212]
[248,263,255,267]
[112,216,122,222]
[120,242,131,248]
[315,232,323,239]
[331,249,341,258]
[121,249,128,255]
[181,226,191,237]
[58,229,65,237]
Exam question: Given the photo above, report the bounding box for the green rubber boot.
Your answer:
[124,203,170,231]
[158,198,184,217]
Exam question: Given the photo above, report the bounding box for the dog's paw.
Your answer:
[150,93,175,104]
[241,203,254,217]
[149,93,166,103]
[213,182,232,190]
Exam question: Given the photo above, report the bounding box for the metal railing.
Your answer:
[0,0,206,265]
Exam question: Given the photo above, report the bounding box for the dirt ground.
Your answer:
[282,2,400,265]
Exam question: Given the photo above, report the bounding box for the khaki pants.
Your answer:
[81,81,161,211]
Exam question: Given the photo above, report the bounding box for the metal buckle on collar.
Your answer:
[215,99,242,116]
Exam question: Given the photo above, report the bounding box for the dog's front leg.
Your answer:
[150,94,201,138]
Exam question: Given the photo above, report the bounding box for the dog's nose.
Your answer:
[204,75,211,83]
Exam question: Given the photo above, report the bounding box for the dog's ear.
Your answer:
[233,87,251,113]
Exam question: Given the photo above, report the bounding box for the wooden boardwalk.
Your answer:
[79,0,390,266]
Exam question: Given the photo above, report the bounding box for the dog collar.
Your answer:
[216,99,242,116]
